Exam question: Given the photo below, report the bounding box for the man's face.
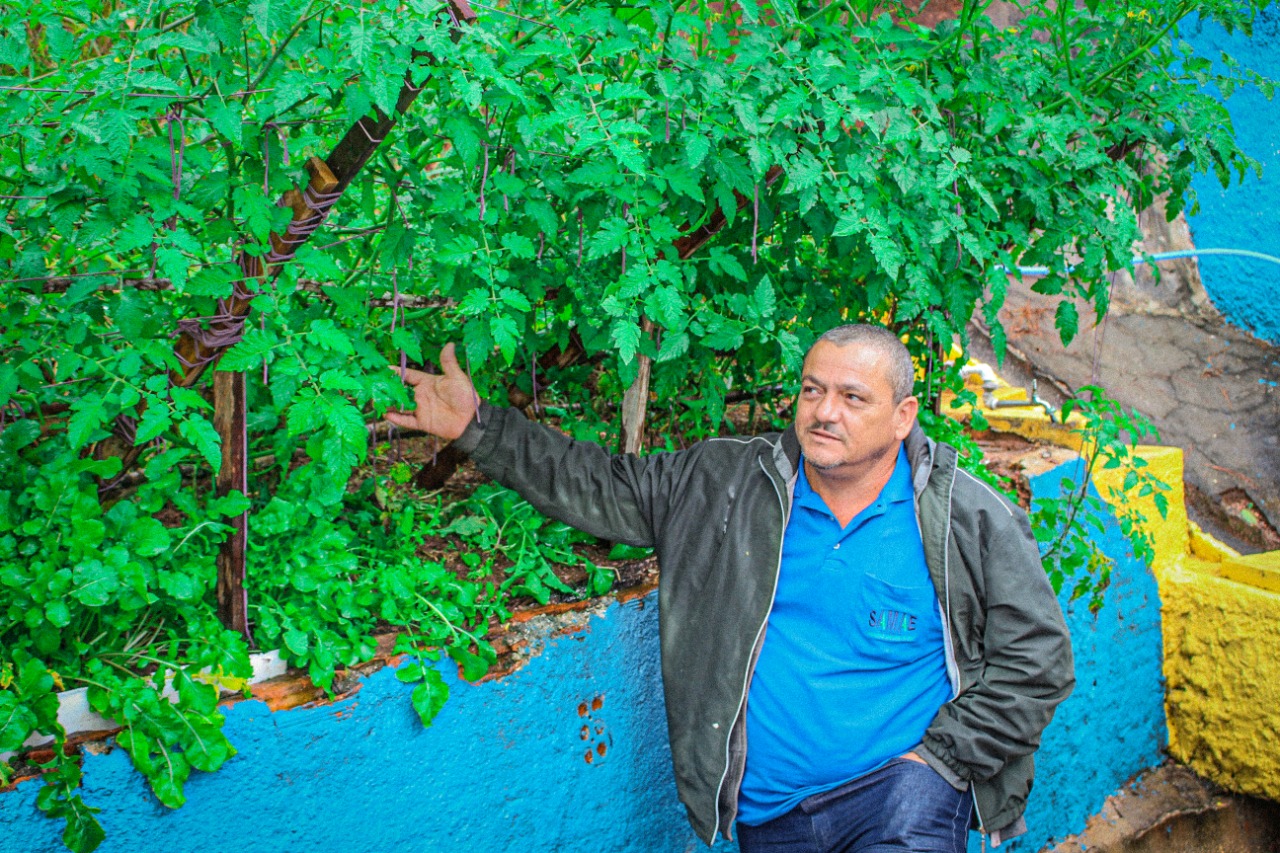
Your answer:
[794,340,919,480]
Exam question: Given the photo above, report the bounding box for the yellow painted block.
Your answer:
[1189,522,1238,563]
[1162,557,1280,801]
[1217,553,1280,594]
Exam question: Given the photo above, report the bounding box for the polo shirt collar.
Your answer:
[794,445,915,519]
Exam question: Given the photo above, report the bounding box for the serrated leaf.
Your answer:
[178,417,221,473]
[206,99,242,146]
[66,398,107,450]
[608,137,647,174]
[306,319,355,355]
[379,221,417,266]
[611,319,641,364]
[833,211,863,238]
[1055,300,1080,345]
[134,405,173,445]
[498,287,532,311]
[685,135,710,170]
[869,234,903,279]
[490,314,520,364]
[500,233,535,260]
[752,277,777,319]
[156,247,190,292]
[445,116,482,169]
[95,108,135,160]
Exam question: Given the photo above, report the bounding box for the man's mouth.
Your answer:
[807,427,842,442]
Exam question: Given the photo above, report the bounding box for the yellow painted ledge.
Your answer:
[954,360,1280,803]
[1161,557,1280,800]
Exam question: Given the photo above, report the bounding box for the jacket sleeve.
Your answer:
[452,402,685,548]
[920,500,1075,784]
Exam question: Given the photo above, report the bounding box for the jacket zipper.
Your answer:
[709,456,789,843]
[938,458,990,837]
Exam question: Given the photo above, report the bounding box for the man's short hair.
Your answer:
[807,324,916,404]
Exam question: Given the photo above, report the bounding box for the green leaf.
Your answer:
[611,320,641,364]
[410,669,450,727]
[45,599,72,628]
[66,398,107,450]
[283,628,309,656]
[1055,300,1080,345]
[178,417,222,474]
[0,694,36,752]
[134,405,173,445]
[685,134,710,170]
[206,99,242,146]
[59,797,105,853]
[490,314,520,364]
[148,750,191,809]
[159,570,200,601]
[447,646,491,682]
[72,561,118,608]
[752,277,777,319]
[306,320,355,355]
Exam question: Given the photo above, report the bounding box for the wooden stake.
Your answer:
[214,369,252,642]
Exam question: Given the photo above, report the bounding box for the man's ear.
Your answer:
[894,396,919,440]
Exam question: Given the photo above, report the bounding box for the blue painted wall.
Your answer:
[1182,5,1280,344]
[1,458,1167,852]
[0,596,703,853]
[994,462,1169,851]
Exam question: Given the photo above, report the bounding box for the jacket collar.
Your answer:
[776,426,801,483]
[904,422,937,499]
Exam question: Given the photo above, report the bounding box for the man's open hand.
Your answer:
[385,343,478,441]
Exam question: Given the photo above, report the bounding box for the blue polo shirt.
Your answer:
[736,446,953,826]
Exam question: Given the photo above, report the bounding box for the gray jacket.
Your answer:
[457,404,1074,845]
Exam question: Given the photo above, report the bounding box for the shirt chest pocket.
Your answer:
[852,573,940,661]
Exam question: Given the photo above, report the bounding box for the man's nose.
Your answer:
[814,391,840,423]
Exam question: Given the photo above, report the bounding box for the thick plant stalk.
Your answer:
[620,316,656,455]
[618,164,784,453]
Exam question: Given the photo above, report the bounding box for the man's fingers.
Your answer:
[384,410,419,431]
[438,342,464,379]
[390,365,434,384]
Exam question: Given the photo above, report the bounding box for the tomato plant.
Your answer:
[0,0,1271,847]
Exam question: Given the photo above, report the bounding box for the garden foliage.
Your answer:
[0,0,1272,847]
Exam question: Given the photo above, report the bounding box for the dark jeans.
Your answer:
[736,758,973,853]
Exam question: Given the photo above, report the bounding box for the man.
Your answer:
[386,324,1074,852]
